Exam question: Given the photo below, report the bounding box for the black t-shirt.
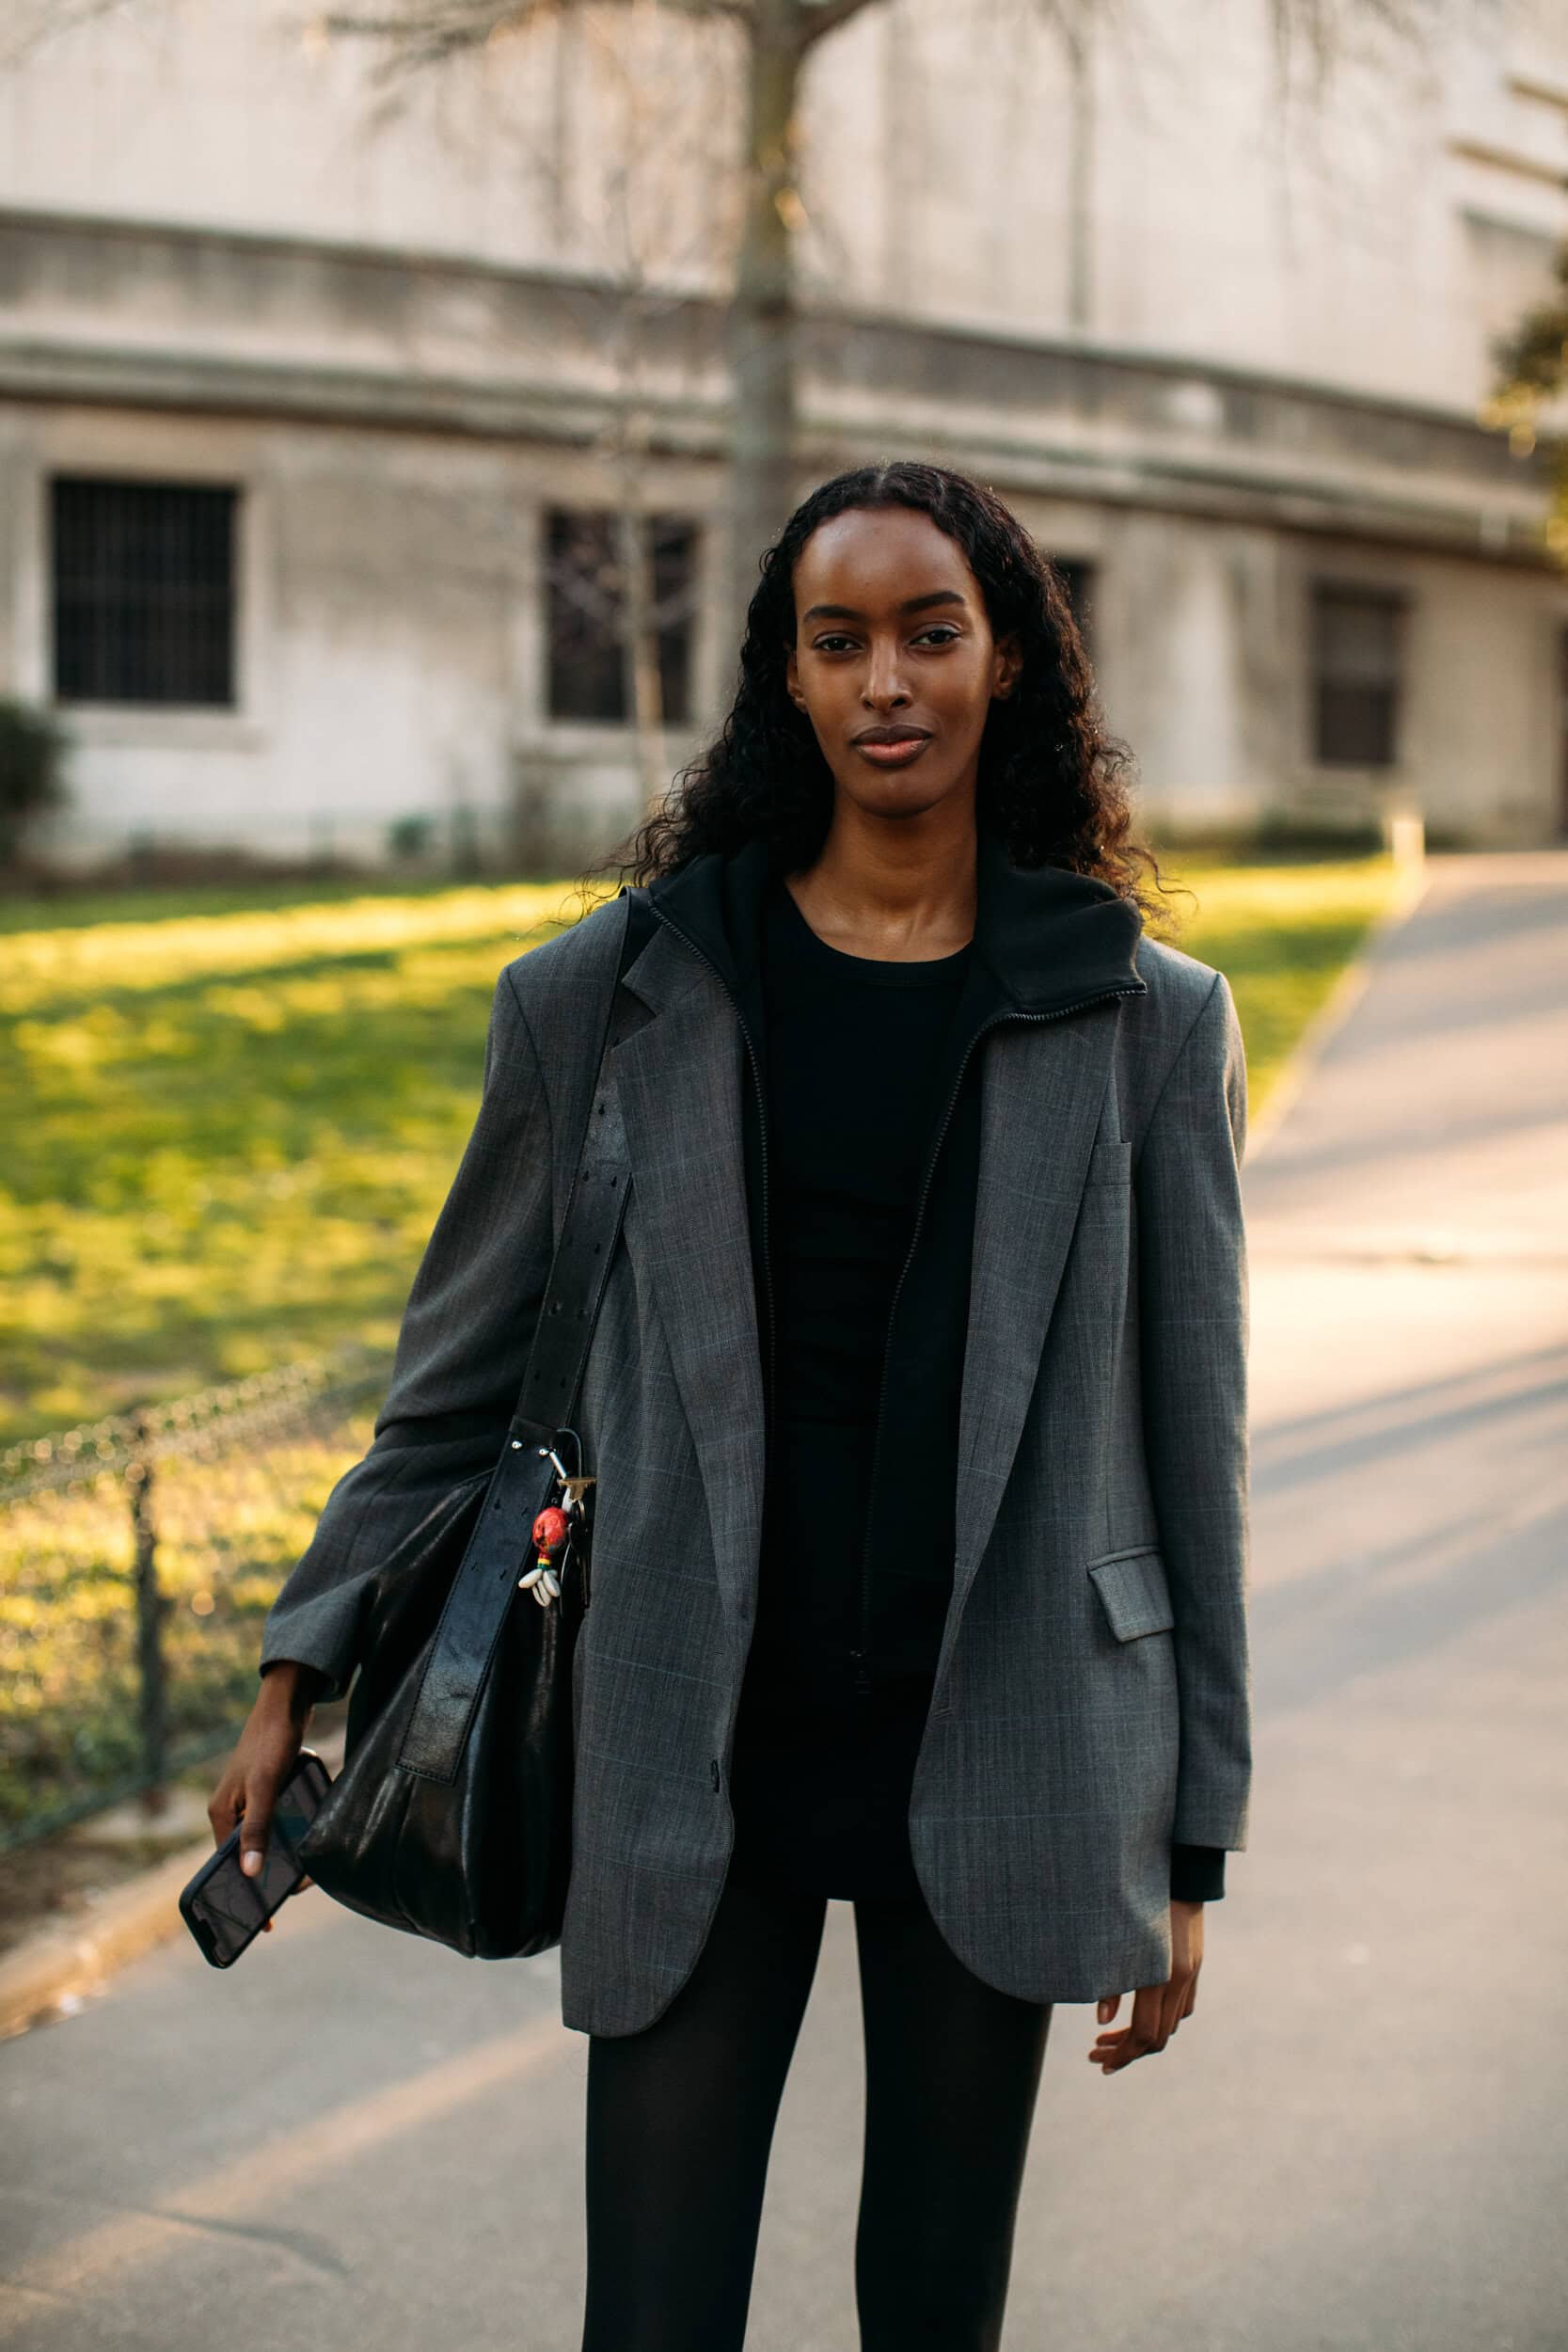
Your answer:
[731,876,973,1897]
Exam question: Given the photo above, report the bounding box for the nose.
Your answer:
[863,632,912,711]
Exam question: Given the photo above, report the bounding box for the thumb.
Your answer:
[1097,1994,1120,2024]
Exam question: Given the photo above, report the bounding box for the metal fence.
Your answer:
[0,1353,389,1851]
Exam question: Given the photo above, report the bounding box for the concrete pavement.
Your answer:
[2,850,1565,2349]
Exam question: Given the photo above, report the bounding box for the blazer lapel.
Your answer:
[949,1005,1121,1628]
[611,926,767,1644]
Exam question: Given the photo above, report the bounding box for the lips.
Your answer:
[853,728,932,769]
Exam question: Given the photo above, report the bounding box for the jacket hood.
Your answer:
[643,820,1148,1030]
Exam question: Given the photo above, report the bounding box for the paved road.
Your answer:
[3,851,1565,2351]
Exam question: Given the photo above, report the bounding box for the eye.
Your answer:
[808,624,962,654]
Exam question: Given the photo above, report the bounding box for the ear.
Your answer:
[785,643,805,708]
[992,631,1023,702]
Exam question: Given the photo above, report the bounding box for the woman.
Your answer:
[214,459,1252,2351]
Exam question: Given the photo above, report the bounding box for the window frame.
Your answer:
[542,504,701,730]
[50,474,242,713]
[1308,580,1409,771]
[22,453,271,751]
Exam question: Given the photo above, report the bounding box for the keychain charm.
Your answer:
[520,1502,570,1603]
[517,1433,595,1610]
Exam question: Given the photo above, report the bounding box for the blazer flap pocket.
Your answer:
[1085,1138,1132,1185]
[1088,1545,1175,1641]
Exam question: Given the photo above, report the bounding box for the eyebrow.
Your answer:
[800,589,970,624]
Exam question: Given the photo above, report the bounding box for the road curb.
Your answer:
[0,1725,347,2042]
[0,1836,220,2041]
[1244,854,1433,1165]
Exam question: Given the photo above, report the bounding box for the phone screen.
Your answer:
[181,1751,330,1968]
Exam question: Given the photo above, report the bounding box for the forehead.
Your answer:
[791,506,980,609]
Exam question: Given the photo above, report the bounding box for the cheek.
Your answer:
[931,653,997,727]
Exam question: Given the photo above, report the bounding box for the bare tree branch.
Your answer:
[322,0,753,73]
[1260,0,1450,105]
[794,0,879,52]
[1,0,135,66]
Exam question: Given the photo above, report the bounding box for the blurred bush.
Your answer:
[0,698,69,868]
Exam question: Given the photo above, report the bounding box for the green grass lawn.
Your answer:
[0,856,1403,1445]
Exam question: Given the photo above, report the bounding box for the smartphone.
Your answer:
[179,1747,333,1969]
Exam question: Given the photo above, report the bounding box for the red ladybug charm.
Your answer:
[531,1505,570,1554]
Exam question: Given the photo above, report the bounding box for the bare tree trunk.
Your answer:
[1063,8,1096,334]
[726,0,801,659]
[615,499,668,811]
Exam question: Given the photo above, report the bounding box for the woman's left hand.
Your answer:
[1087,1898,1204,2073]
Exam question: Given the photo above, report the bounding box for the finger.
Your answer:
[238,1783,275,1879]
[207,1776,243,1847]
[1095,1993,1121,2026]
[1101,1986,1164,2071]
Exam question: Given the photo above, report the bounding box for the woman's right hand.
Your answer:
[207,1661,322,1929]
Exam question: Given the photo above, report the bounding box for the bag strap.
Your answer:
[397,883,654,1786]
[508,883,652,1446]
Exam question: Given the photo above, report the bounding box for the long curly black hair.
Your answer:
[602,459,1181,924]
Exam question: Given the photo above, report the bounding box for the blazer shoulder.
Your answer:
[499,892,627,1025]
[1130,931,1228,1035]
[1121,931,1241,1124]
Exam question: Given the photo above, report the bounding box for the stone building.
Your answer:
[0,0,1563,870]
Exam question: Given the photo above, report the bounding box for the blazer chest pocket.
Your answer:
[1087,1545,1175,1641]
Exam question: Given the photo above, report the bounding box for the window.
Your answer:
[1311,584,1405,768]
[1053,558,1096,654]
[546,508,699,725]
[52,478,238,707]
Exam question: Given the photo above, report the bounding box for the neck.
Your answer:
[786,794,979,961]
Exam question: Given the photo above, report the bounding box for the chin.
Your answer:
[837,771,963,823]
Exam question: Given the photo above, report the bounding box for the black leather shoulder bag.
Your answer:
[296,885,653,1960]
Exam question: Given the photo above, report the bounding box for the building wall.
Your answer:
[1010,495,1566,846]
[4,0,1563,413]
[0,394,724,870]
[0,0,1565,863]
[5,373,1559,867]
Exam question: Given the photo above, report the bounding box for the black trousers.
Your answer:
[580,1857,1053,2352]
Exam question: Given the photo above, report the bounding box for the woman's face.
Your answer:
[784,505,1021,831]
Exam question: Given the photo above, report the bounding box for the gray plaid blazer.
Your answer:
[261,840,1252,2036]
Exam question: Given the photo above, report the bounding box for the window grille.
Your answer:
[51,478,238,708]
[545,509,698,724]
[1311,584,1405,768]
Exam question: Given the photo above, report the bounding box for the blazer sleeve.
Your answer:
[1135,969,1252,1852]
[256,964,557,1703]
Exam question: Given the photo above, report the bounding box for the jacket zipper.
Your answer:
[642,903,777,1454]
[847,983,1144,1696]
